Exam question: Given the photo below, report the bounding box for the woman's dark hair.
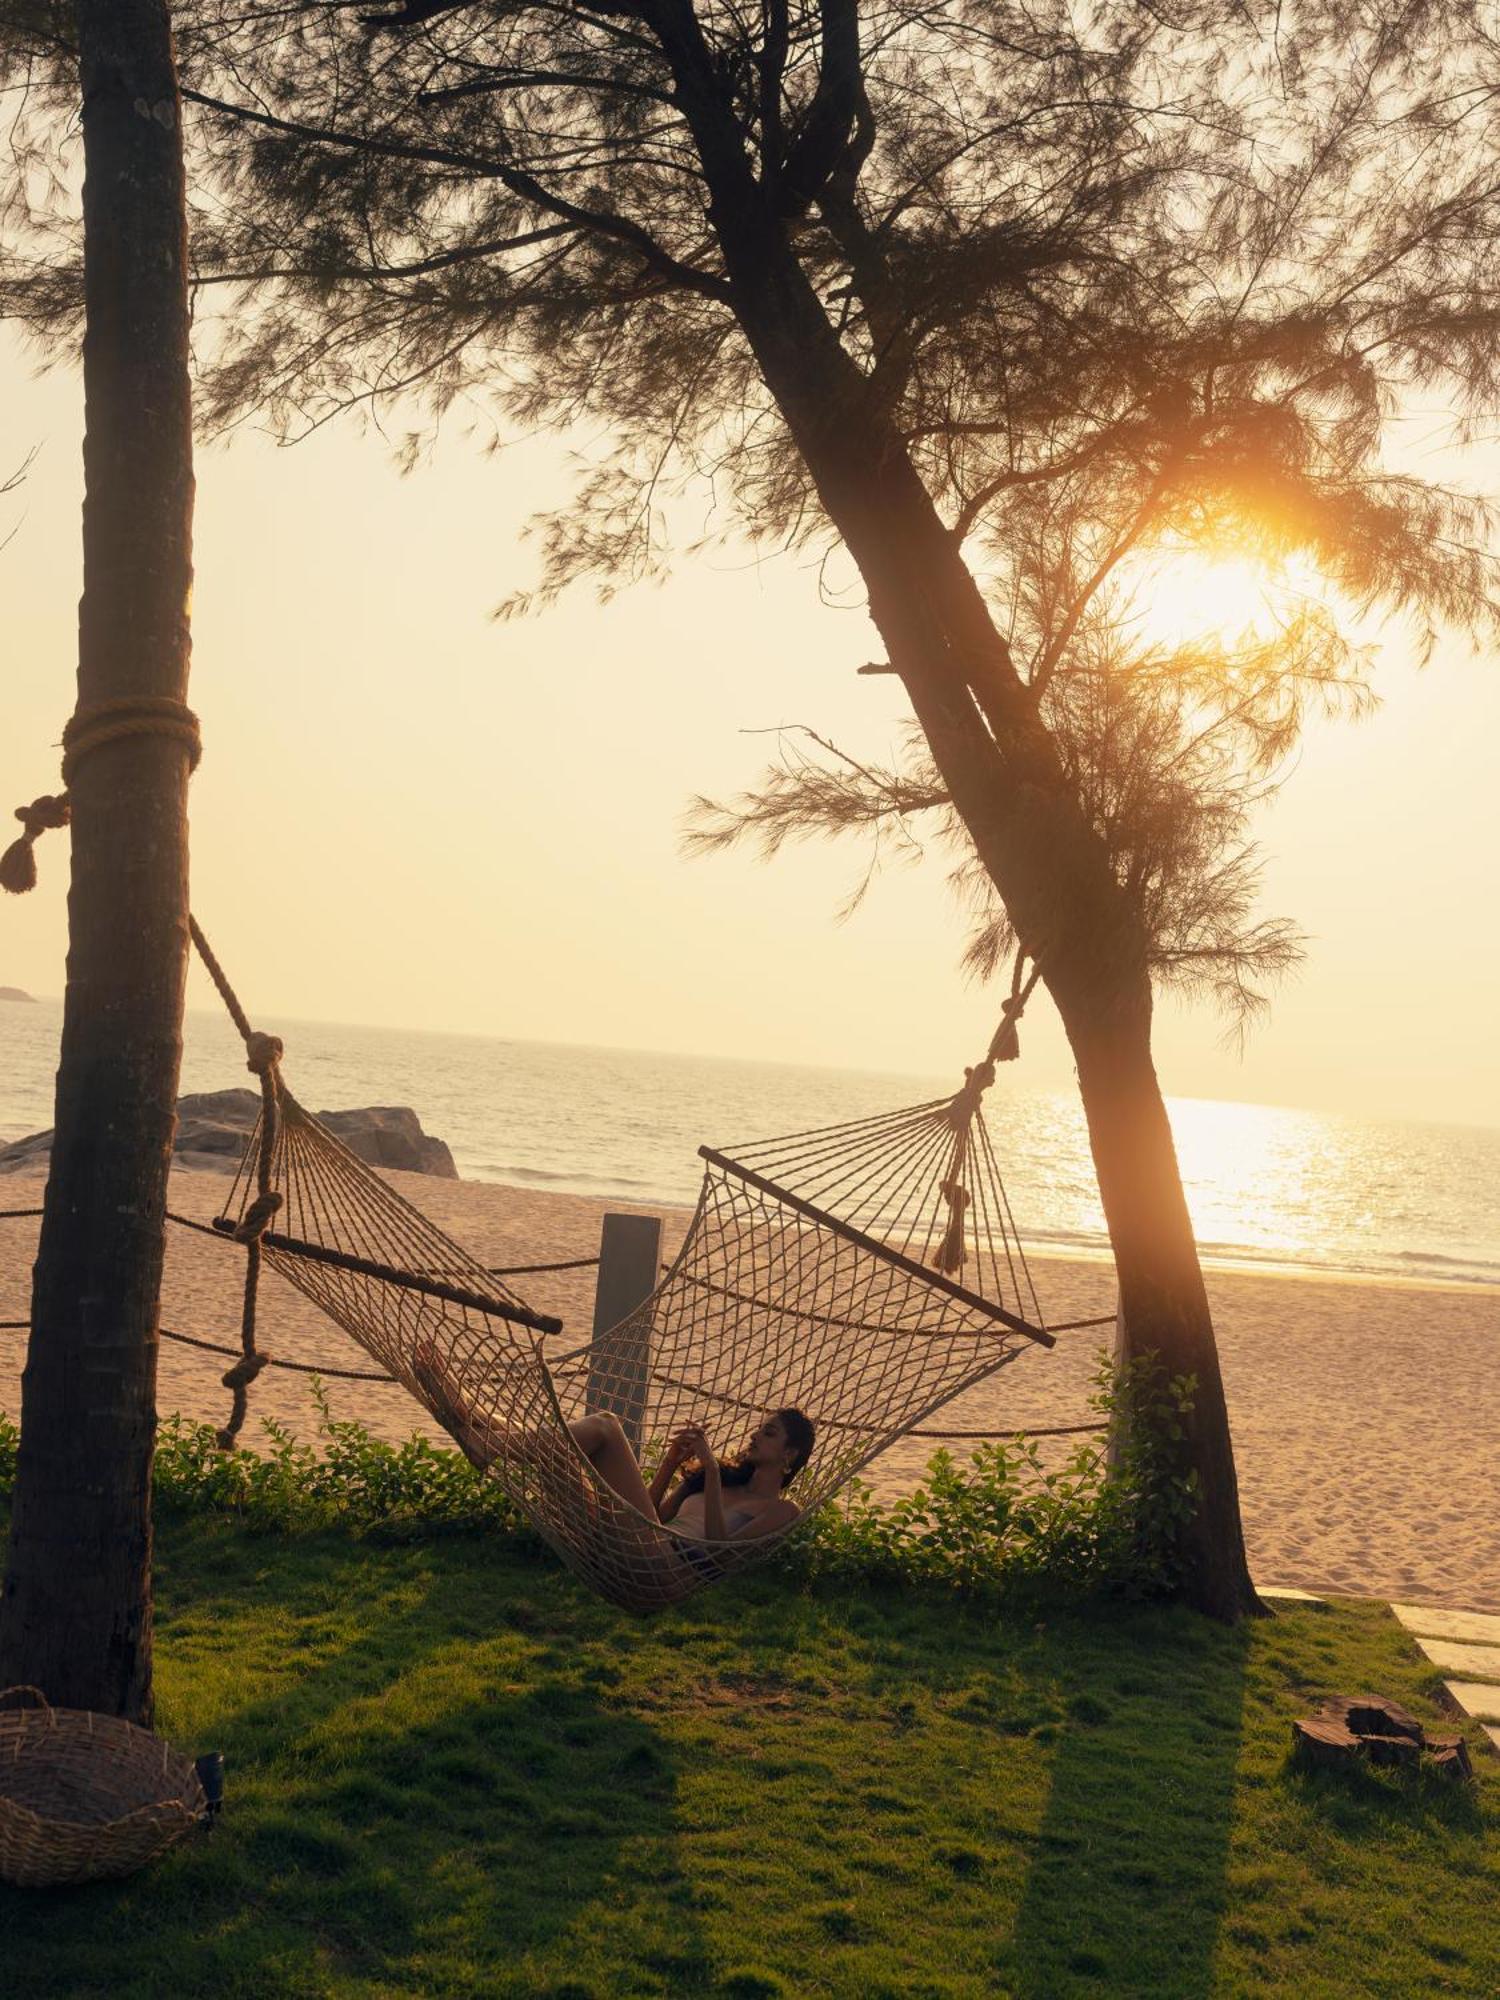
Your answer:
[676,1407,816,1496]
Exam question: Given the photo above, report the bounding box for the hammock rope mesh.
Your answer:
[214,1043,1052,1612]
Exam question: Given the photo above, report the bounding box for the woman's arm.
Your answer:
[678,1424,727,1539]
[647,1432,690,1514]
[680,1424,744,1528]
[723,1498,800,1541]
[701,1453,728,1542]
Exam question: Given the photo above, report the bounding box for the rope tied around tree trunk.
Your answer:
[189,918,284,1449]
[935,958,1043,1274]
[1,700,202,895]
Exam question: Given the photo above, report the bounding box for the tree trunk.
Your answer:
[1062,991,1259,1619]
[0,0,195,1722]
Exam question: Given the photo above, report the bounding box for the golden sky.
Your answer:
[3,331,1497,1129]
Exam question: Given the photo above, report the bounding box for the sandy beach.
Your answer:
[1,1162,1495,1613]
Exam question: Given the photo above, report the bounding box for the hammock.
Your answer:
[3,773,1056,1610]
[197,918,1053,1612]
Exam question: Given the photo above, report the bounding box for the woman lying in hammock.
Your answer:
[412,1339,815,1545]
[580,1407,816,1544]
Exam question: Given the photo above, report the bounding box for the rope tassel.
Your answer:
[935,1177,970,1274]
[0,795,70,895]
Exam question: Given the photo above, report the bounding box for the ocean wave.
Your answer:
[1015,1225,1500,1289]
[1396,1248,1500,1272]
[469,1161,669,1196]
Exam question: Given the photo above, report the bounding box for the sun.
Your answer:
[1120,548,1323,654]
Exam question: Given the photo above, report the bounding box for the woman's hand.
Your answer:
[674,1423,716,1468]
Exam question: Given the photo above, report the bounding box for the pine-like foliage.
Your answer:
[4,0,1498,1014]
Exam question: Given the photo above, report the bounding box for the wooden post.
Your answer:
[587,1212,661,1452]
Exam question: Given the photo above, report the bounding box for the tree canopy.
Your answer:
[6,0,1495,1011]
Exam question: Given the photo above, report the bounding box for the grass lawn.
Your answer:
[1,1516,1495,1999]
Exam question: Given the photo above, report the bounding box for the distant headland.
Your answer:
[0,986,35,1004]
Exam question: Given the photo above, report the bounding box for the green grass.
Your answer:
[3,1517,1497,1998]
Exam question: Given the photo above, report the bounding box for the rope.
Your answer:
[187,917,253,1045]
[903,1419,1105,1441]
[1,700,201,896]
[0,1320,1101,1435]
[62,699,202,786]
[183,918,283,1449]
[0,1320,389,1382]
[163,1212,598,1279]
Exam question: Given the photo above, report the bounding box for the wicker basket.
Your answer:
[0,1686,210,1887]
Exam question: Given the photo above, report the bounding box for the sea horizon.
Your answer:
[3,992,1499,1292]
[7,983,1499,1139]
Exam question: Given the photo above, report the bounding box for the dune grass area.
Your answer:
[1,1510,1495,1999]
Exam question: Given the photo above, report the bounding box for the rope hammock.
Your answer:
[5,772,1060,1614]
[189,923,1055,1610]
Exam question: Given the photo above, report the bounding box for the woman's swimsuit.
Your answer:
[671,1499,760,1578]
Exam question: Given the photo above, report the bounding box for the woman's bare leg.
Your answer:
[413,1341,657,1515]
[568,1412,659,1518]
[411,1340,499,1471]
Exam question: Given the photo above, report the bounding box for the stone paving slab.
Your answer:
[1393,1603,1500,1648]
[1488,1725,1500,1754]
[1444,1681,1500,1723]
[1414,1638,1500,1679]
[1258,1585,1322,1602]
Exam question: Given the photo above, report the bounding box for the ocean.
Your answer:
[3,995,1498,1289]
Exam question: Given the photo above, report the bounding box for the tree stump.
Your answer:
[1291,1715,1363,1771]
[1291,1695,1473,1781]
[1428,1735,1475,1782]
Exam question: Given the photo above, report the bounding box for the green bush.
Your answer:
[149,1383,530,1538]
[794,1354,1197,1600]
[0,1357,1196,1598]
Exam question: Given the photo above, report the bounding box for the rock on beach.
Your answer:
[0,1088,458,1179]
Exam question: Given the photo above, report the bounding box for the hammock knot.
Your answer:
[988,973,1036,1066]
[0,795,70,896]
[950,1060,995,1127]
[245,1032,283,1077]
[220,1352,270,1393]
[233,1190,283,1244]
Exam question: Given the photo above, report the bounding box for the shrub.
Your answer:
[0,1358,1196,1598]
[794,1354,1198,1601]
[147,1383,530,1538]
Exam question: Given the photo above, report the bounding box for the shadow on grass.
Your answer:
[1001,1605,1252,1999]
[0,1523,702,2000]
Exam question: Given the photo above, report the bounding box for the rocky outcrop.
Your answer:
[0,986,36,1003]
[312,1106,458,1179]
[0,1090,459,1178]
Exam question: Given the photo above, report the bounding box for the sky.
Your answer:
[3,329,1498,1130]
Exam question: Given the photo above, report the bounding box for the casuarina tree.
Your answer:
[0,0,196,1721]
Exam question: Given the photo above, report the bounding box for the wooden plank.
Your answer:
[1392,1604,1500,1648]
[698,1148,1055,1346]
[1415,1639,1500,1680]
[210,1217,562,1334]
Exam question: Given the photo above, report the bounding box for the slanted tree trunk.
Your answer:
[660,47,1258,1614]
[0,0,196,1722]
[832,462,1258,1620]
[1062,993,1256,1619]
